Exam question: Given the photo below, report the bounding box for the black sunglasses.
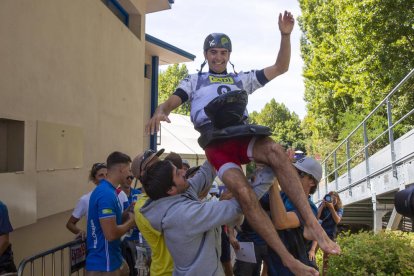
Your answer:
[92,162,106,171]
[139,149,156,176]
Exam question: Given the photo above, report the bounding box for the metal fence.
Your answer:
[316,68,414,201]
[17,239,86,276]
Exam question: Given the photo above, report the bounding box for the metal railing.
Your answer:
[17,239,86,276]
[316,68,414,201]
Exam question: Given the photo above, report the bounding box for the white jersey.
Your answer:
[72,191,92,220]
[176,71,264,130]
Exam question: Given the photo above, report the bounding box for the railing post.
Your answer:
[363,122,371,189]
[346,138,352,196]
[386,98,397,179]
[324,161,328,196]
[334,151,338,190]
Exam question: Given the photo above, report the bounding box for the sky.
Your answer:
[146,0,307,119]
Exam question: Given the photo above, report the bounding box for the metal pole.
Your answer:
[386,98,397,179]
[363,122,371,189]
[346,138,352,196]
[334,151,338,190]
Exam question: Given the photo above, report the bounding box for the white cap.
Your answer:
[293,157,322,183]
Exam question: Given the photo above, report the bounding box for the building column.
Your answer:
[150,56,159,151]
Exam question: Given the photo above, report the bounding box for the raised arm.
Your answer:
[146,94,182,135]
[268,180,300,230]
[263,11,294,81]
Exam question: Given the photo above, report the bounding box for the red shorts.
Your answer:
[205,136,256,178]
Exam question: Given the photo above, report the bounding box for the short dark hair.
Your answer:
[164,152,183,169]
[89,163,107,181]
[141,160,174,200]
[106,151,132,169]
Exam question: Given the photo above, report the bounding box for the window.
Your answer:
[102,0,129,26]
[101,0,142,40]
[144,64,151,79]
[0,119,24,173]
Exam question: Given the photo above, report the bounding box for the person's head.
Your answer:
[328,191,343,210]
[202,33,232,74]
[141,160,189,200]
[164,152,183,169]
[293,157,322,195]
[106,151,132,185]
[182,160,190,171]
[89,162,107,185]
[131,148,165,180]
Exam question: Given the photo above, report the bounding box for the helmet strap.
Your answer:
[229,60,238,75]
[198,60,207,75]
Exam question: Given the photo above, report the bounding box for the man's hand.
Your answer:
[308,249,316,261]
[279,11,294,35]
[75,230,86,241]
[220,190,233,201]
[229,235,240,251]
[286,148,295,162]
[145,110,171,135]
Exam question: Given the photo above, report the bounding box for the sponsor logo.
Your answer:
[102,208,113,215]
[220,37,230,46]
[209,39,216,47]
[90,219,98,248]
[209,76,234,84]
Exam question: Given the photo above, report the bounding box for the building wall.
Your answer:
[0,0,152,264]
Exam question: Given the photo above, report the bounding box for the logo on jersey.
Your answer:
[209,76,234,84]
[102,209,113,215]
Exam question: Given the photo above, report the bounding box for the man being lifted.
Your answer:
[146,11,339,275]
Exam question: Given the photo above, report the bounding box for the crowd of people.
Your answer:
[57,147,342,276]
[0,9,346,276]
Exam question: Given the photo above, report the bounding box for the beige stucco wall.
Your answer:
[0,0,153,265]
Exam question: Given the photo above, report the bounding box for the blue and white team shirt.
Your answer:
[86,179,123,272]
[175,70,267,131]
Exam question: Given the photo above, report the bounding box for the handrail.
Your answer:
[17,239,86,276]
[317,68,414,200]
[321,68,414,164]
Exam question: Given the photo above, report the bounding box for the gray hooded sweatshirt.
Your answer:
[140,162,274,276]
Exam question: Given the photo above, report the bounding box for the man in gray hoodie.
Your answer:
[137,155,319,276]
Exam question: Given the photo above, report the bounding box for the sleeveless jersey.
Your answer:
[176,71,264,131]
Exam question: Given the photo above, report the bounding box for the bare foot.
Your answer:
[304,223,341,255]
[286,258,319,276]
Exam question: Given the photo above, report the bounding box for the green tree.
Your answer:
[249,99,305,151]
[158,64,190,115]
[299,0,414,160]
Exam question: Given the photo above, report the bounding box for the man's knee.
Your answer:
[254,137,285,163]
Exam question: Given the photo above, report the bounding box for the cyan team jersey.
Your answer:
[86,180,123,272]
[176,71,264,130]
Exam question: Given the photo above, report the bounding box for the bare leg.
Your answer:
[222,168,319,276]
[253,137,340,255]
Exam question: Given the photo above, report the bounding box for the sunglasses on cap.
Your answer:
[92,162,106,171]
[139,149,156,176]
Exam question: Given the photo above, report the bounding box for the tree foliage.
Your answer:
[158,64,190,115]
[299,0,414,159]
[249,99,305,151]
